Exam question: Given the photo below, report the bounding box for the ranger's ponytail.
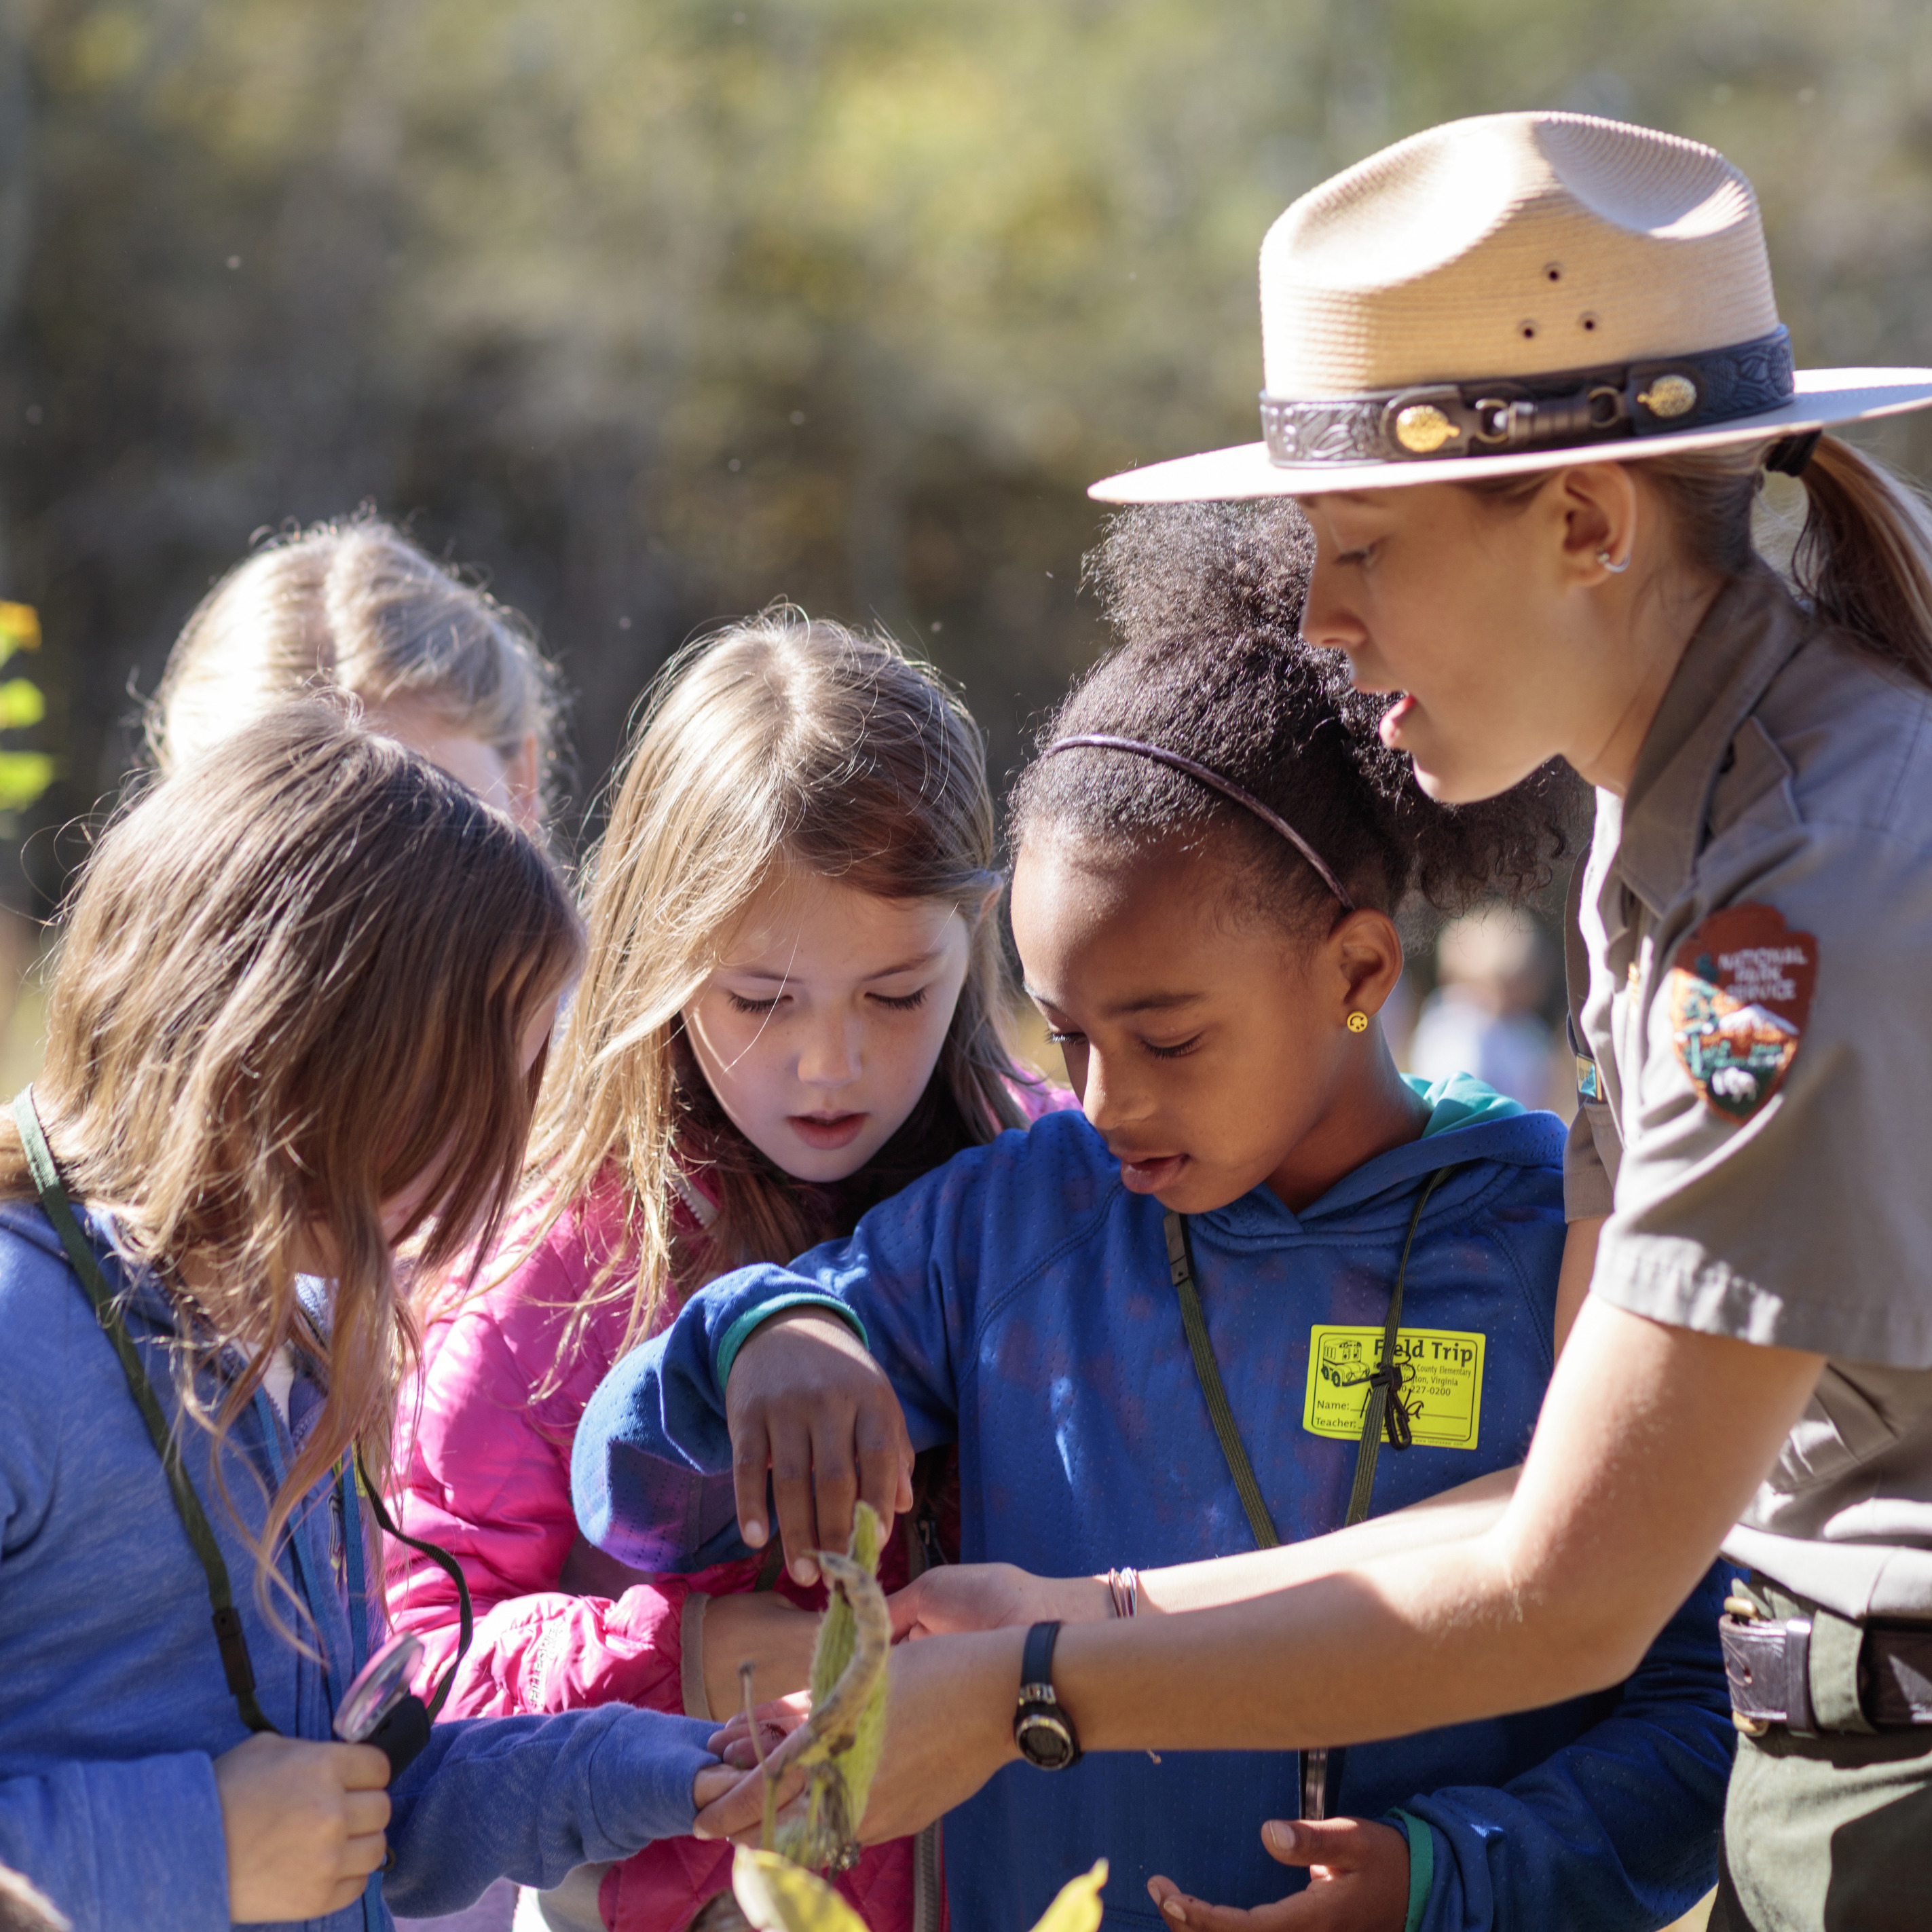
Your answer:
[1789,434,1932,691]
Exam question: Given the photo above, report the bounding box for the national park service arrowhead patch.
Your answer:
[1668,904,1817,1121]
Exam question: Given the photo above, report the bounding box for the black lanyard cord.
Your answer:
[353,1456,472,1721]
[1165,1164,1458,1819]
[12,1085,474,1732]
[1343,1165,1454,1525]
[1165,1211,1281,1549]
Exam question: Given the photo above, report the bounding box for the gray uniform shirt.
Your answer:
[1565,568,1932,1620]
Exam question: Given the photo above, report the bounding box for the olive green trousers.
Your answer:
[1709,1578,1932,1931]
[1709,1724,1932,1931]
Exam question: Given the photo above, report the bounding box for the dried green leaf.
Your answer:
[770,1500,891,1870]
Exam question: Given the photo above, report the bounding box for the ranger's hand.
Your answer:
[694,1629,1024,1846]
[727,1310,912,1584]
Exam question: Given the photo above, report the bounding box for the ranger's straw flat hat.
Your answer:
[1092,111,1932,502]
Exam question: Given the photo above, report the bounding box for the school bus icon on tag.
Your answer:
[1302,1325,1487,1450]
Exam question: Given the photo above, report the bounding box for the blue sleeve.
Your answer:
[0,1228,233,1932]
[0,1756,229,1931]
[383,1707,719,1915]
[572,1137,1011,1573]
[1398,1565,1734,1932]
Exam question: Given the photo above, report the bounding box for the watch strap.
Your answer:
[1020,1620,1062,1696]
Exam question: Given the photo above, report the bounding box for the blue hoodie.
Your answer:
[574,1077,1733,1932]
[0,1200,718,1932]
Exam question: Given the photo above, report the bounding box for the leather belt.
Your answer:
[1722,1610,1932,1734]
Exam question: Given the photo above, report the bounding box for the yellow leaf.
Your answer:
[1027,1860,1108,1932]
[731,1847,868,1932]
[0,603,40,670]
[0,679,46,730]
[0,752,54,811]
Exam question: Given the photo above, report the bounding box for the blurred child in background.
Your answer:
[387,612,1069,1932]
[1407,906,1563,1113]
[149,513,559,830]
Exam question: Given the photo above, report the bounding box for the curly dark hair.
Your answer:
[1008,501,1584,930]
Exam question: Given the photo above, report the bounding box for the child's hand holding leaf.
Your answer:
[727,1313,913,1582]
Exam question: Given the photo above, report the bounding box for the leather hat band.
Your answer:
[1260,326,1794,467]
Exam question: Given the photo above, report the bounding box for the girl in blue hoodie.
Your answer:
[0,702,732,1931]
[572,503,1734,1932]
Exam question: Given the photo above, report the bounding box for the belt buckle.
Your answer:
[1722,1591,1816,1736]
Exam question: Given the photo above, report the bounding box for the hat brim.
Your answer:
[1088,368,1932,502]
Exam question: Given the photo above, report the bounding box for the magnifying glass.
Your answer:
[335,1631,432,1775]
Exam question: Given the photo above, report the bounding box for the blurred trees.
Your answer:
[1,0,1931,891]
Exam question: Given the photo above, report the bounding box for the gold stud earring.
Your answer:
[1346,1011,1369,1034]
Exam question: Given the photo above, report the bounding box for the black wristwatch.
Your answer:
[1013,1620,1082,1770]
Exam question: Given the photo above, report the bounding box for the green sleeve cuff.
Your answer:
[716,1294,868,1387]
[1386,1808,1434,1932]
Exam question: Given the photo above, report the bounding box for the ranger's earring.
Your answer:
[1345,1011,1369,1034]
[1596,548,1631,574]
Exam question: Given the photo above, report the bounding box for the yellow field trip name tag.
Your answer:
[1302,1326,1487,1450]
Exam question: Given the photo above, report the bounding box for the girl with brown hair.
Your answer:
[386,610,1067,1932]
[0,703,733,1929]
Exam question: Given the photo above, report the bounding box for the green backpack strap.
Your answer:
[12,1087,278,1734]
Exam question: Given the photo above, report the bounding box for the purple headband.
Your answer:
[1043,735,1356,911]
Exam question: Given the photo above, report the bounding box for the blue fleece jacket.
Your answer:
[0,1200,718,1932]
[574,1076,1734,1932]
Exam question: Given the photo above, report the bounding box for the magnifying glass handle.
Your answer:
[363,1693,432,1778]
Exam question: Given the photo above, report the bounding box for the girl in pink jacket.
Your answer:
[388,610,1071,1932]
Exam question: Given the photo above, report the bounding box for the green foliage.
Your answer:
[0,608,41,671]
[5,0,1932,857]
[0,757,56,813]
[0,610,52,815]
[0,683,46,732]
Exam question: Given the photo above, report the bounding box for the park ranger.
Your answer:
[683,111,1932,1932]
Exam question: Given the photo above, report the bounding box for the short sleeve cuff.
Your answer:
[1591,1226,1836,1351]
[1563,1104,1615,1221]
[716,1295,867,1388]
[1385,1807,1436,1932]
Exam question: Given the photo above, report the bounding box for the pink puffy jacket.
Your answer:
[389,1080,1073,1932]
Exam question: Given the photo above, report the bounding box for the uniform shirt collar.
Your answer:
[1612,568,1812,915]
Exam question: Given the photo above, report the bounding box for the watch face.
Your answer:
[1016,1707,1078,1770]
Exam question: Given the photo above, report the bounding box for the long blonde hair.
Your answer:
[148,515,562,785]
[0,701,583,1588]
[527,609,1031,1367]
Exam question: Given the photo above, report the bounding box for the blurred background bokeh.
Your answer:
[2,0,1930,1103]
